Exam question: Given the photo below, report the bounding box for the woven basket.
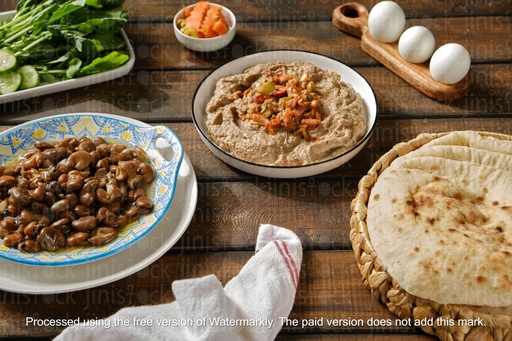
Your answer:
[350,131,512,341]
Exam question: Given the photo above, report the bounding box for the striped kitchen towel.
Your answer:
[55,224,303,341]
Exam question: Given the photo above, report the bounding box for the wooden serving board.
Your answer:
[332,2,470,101]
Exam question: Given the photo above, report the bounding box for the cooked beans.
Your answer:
[3,233,24,247]
[0,137,155,252]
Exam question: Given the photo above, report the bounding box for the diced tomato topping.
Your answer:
[272,88,288,98]
[253,93,267,104]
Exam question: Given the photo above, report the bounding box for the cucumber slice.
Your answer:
[18,65,40,89]
[0,71,22,95]
[0,49,17,73]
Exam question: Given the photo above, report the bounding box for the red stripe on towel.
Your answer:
[274,240,299,288]
[281,241,299,285]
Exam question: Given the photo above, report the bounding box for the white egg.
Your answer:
[398,26,436,63]
[368,1,406,43]
[429,43,471,84]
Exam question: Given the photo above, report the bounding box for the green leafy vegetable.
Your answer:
[85,0,125,9]
[77,50,128,76]
[0,0,129,94]
[49,0,87,24]
[65,57,82,78]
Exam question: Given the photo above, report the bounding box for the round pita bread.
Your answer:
[367,131,512,308]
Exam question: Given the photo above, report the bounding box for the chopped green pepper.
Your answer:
[257,81,275,96]
[279,96,292,108]
[181,27,199,38]
[177,19,187,29]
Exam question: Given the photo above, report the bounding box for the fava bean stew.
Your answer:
[0,136,155,253]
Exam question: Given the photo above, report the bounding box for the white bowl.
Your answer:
[173,3,236,52]
[0,113,184,266]
[192,50,378,178]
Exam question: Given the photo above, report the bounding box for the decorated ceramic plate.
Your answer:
[0,154,197,294]
[0,113,183,267]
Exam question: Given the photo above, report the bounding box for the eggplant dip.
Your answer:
[205,61,367,166]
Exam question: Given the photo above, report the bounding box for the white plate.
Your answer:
[0,154,197,294]
[0,10,135,105]
[192,50,378,178]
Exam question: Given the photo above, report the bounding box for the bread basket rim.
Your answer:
[349,130,512,340]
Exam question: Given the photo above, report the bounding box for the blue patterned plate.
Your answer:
[0,113,183,267]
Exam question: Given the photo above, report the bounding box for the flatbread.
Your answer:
[366,131,512,308]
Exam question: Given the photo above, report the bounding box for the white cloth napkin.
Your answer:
[55,224,302,341]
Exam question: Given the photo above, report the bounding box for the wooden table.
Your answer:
[0,0,510,340]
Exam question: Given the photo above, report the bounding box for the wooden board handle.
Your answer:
[332,3,470,101]
[332,2,369,38]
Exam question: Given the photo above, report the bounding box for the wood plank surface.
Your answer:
[0,3,510,119]
[145,0,511,20]
[2,0,510,19]
[123,0,512,21]
[121,16,512,70]
[1,63,512,121]
[277,336,436,341]
[0,116,509,253]
[73,117,512,182]
[0,1,510,340]
[0,251,436,339]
